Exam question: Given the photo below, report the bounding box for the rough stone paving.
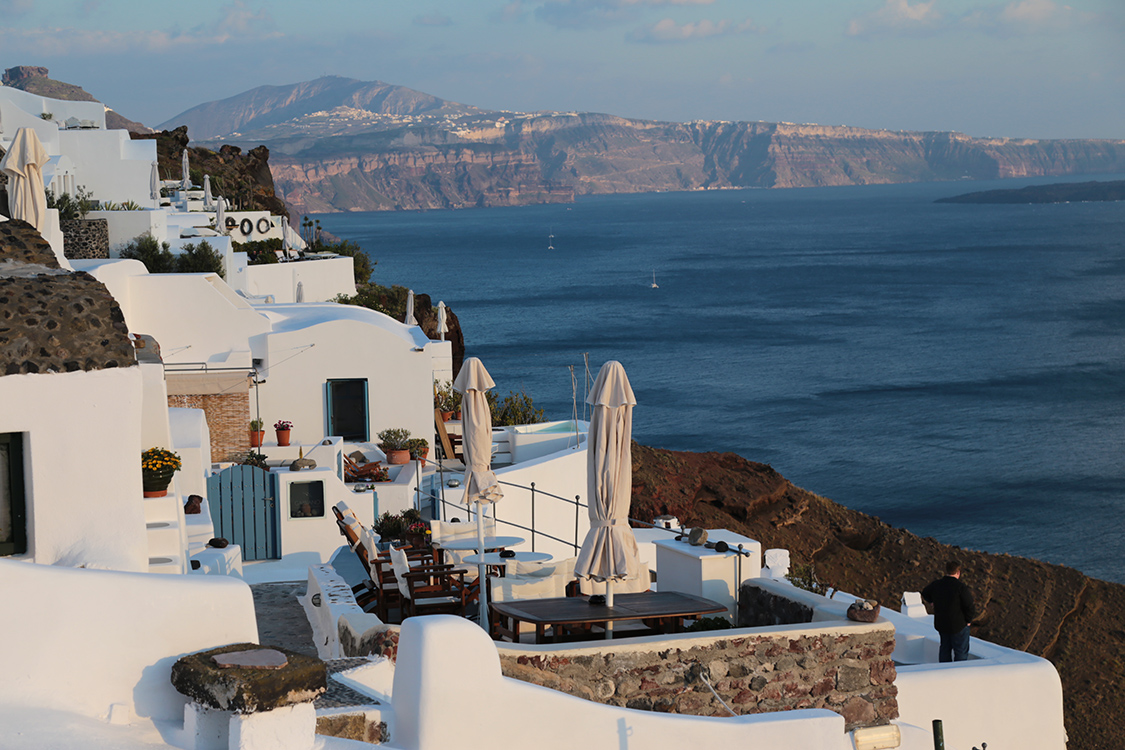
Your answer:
[0,219,135,375]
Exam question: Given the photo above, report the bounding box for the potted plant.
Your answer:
[274,419,292,447]
[377,427,412,465]
[141,447,182,498]
[373,511,407,544]
[406,437,430,467]
[434,380,461,421]
[249,418,265,447]
[405,519,431,549]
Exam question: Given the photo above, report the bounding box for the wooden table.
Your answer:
[490,591,728,643]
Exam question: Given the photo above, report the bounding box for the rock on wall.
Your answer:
[498,628,898,731]
[61,218,109,260]
[0,220,135,375]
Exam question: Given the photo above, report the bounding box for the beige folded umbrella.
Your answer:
[453,357,503,627]
[0,128,50,232]
[575,360,640,638]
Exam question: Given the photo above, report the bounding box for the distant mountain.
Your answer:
[158,75,483,141]
[937,179,1125,204]
[142,73,1125,215]
[1,65,151,133]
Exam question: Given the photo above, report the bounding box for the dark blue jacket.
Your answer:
[922,575,976,634]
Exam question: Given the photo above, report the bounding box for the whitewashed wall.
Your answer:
[393,616,851,750]
[169,406,212,497]
[442,445,590,560]
[57,129,154,206]
[254,307,435,451]
[0,560,257,722]
[120,273,270,366]
[245,256,356,303]
[0,367,148,571]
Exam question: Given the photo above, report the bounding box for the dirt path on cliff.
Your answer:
[631,444,1125,750]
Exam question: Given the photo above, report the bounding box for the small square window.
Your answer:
[289,481,324,519]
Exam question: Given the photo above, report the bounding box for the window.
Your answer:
[289,481,325,519]
[0,433,27,556]
[326,379,368,441]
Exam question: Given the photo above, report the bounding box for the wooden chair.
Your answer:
[342,454,386,482]
[389,545,468,619]
[489,573,568,642]
[434,409,463,464]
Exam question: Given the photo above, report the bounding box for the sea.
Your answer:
[314,175,1125,585]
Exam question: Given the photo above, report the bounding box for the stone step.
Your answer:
[148,554,185,574]
[143,493,181,524]
[146,521,183,558]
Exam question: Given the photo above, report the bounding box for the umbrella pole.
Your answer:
[605,579,614,640]
[476,501,488,631]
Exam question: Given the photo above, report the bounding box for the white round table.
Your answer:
[462,551,553,566]
[438,535,525,552]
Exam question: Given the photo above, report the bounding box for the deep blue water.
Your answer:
[316,175,1125,584]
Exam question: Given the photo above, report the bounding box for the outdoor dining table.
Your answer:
[489,590,729,644]
[437,535,525,552]
[462,550,553,577]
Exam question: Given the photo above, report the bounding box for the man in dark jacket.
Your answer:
[922,559,976,662]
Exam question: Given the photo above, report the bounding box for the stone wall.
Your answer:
[0,220,135,375]
[498,625,898,731]
[167,391,250,463]
[739,582,814,627]
[61,219,109,260]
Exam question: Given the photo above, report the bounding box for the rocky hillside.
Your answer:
[264,112,1125,215]
[630,444,1123,750]
[1,65,150,133]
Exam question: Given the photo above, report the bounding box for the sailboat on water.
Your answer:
[651,270,659,289]
[548,229,554,250]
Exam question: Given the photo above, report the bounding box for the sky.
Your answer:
[2,0,1123,139]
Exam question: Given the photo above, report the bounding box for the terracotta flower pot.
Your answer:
[386,449,410,465]
[441,411,454,422]
[250,430,264,447]
[276,429,291,447]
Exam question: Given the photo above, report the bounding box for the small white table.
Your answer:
[438,535,525,552]
[462,551,553,567]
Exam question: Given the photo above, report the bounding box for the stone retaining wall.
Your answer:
[497,625,898,731]
[61,218,109,260]
[739,582,815,627]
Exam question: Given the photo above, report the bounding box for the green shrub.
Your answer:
[786,563,830,595]
[488,389,547,427]
[233,238,282,265]
[328,240,373,285]
[377,428,412,452]
[119,233,176,273]
[176,240,225,278]
[46,186,94,221]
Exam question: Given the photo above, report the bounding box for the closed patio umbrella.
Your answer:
[436,301,448,341]
[281,215,291,253]
[181,148,190,191]
[203,174,213,209]
[215,197,226,235]
[149,160,160,202]
[404,289,417,327]
[453,357,503,628]
[0,127,50,232]
[575,360,640,638]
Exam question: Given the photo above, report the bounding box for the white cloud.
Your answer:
[963,0,1092,35]
[847,0,942,37]
[628,17,762,43]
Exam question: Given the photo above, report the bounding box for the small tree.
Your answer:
[488,389,547,427]
[119,233,176,274]
[176,240,225,278]
[330,240,374,285]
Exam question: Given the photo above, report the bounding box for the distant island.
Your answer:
[937,179,1125,204]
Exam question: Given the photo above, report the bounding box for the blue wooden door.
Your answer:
[207,465,279,561]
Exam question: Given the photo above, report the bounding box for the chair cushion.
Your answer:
[389,546,412,599]
[490,573,566,602]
